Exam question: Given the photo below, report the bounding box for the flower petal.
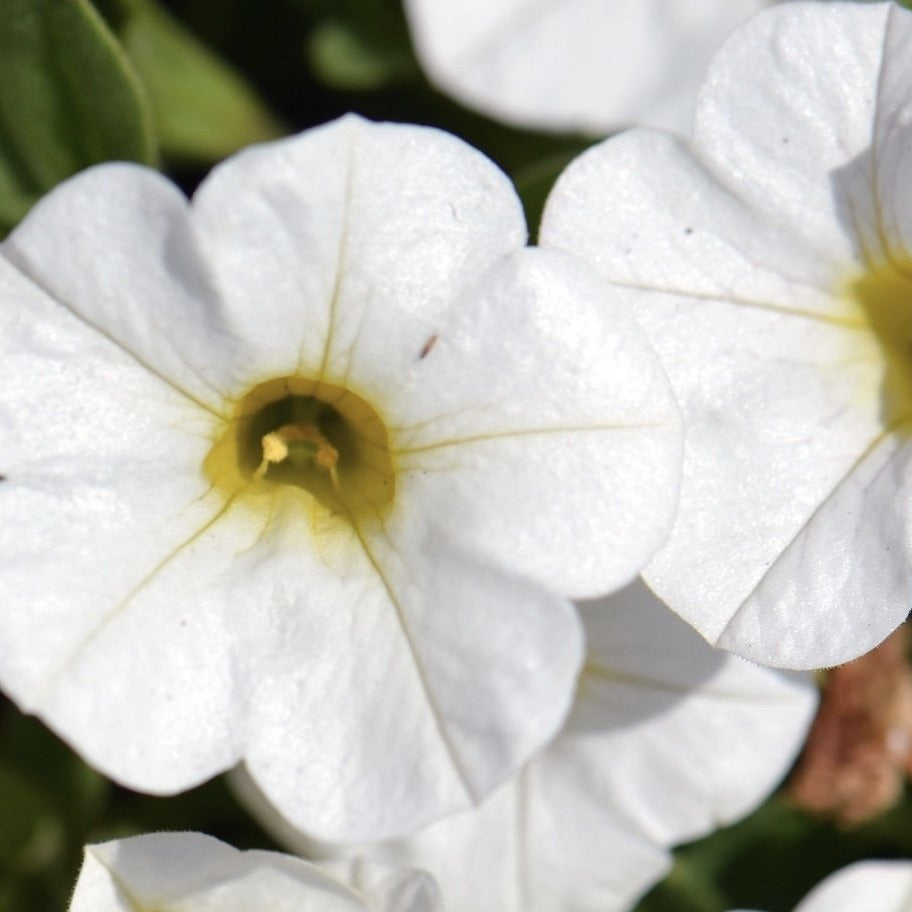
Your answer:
[717,433,912,665]
[69,833,375,911]
[332,860,444,912]
[188,114,527,389]
[2,163,242,414]
[693,1,891,257]
[791,861,912,912]
[867,4,912,258]
[238,503,583,840]
[387,247,682,597]
[570,581,816,851]
[541,129,855,315]
[0,255,238,790]
[404,0,772,134]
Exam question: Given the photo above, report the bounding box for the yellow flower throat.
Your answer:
[850,261,912,426]
[205,376,395,522]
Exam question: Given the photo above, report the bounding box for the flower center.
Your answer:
[849,262,912,426]
[205,377,395,520]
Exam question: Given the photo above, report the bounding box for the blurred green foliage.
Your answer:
[0,0,155,231]
[0,697,272,910]
[95,0,284,160]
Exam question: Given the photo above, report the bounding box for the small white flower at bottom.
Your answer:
[68,832,441,912]
[729,859,912,912]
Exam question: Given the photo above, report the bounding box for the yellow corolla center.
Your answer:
[205,376,395,522]
[848,260,912,426]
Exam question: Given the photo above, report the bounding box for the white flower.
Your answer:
[403,0,778,135]
[232,579,817,912]
[0,115,681,840]
[542,1,912,669]
[68,832,442,912]
[730,860,912,912]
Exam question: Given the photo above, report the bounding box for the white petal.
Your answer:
[239,504,584,840]
[0,256,238,790]
[386,247,682,597]
[571,580,816,852]
[718,433,912,665]
[235,580,815,912]
[541,129,855,315]
[693,1,892,257]
[2,164,242,414]
[404,0,773,134]
[330,860,444,912]
[867,5,912,257]
[792,861,912,912]
[189,114,527,389]
[68,833,375,912]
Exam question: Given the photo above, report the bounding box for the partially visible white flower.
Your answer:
[542,1,912,668]
[730,859,912,912]
[233,579,817,912]
[68,832,441,912]
[0,115,682,841]
[403,0,777,134]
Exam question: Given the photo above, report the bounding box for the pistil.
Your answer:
[254,423,340,490]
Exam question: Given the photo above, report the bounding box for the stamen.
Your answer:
[254,423,340,490]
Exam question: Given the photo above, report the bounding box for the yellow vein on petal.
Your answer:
[393,421,670,456]
[2,253,227,420]
[583,662,802,704]
[33,495,238,708]
[338,288,377,390]
[311,134,358,386]
[347,514,478,802]
[604,278,868,329]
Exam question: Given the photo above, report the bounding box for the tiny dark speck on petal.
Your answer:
[684,227,694,235]
[419,334,438,360]
[0,474,5,482]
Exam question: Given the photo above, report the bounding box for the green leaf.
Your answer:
[308,18,415,90]
[97,0,284,162]
[0,0,156,231]
[301,0,417,90]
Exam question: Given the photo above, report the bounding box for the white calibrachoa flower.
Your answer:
[68,832,442,912]
[403,0,778,135]
[542,1,912,669]
[731,860,912,912]
[0,116,682,841]
[232,580,817,912]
